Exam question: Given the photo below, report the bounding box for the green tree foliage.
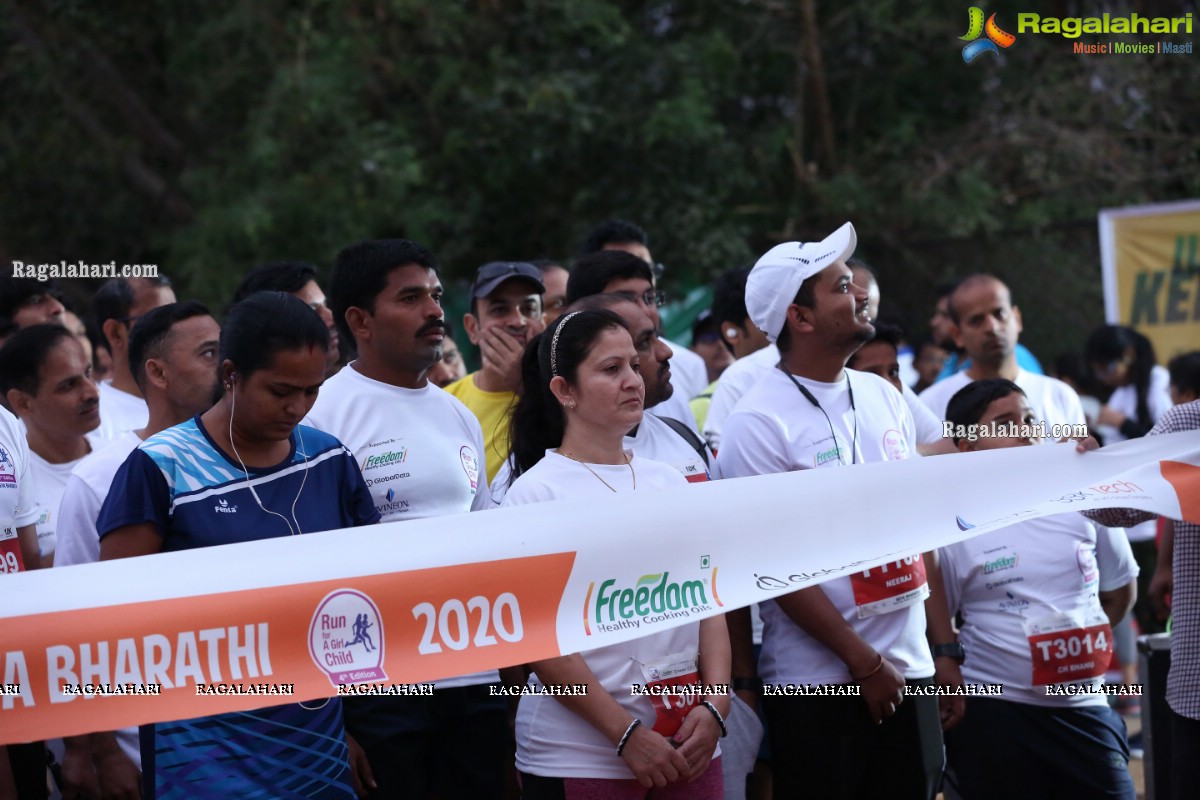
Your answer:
[1,0,1196,356]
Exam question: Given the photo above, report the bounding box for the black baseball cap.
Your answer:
[469,262,545,299]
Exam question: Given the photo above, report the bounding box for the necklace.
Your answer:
[560,450,637,492]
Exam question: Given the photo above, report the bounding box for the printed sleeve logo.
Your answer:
[309,589,388,687]
[0,445,15,485]
[961,8,1016,62]
[459,446,480,491]
[881,429,909,461]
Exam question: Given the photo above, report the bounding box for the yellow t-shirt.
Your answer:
[690,379,719,435]
[445,373,516,484]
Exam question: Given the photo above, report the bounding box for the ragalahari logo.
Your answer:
[961,7,1016,62]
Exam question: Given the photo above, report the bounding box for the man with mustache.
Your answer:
[0,324,100,567]
[305,239,504,800]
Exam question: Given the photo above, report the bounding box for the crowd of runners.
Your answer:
[3,218,1198,799]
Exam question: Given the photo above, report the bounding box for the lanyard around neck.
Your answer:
[777,362,857,466]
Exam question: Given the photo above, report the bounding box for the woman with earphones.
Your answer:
[98,291,378,799]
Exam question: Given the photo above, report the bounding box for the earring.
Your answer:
[565,399,576,409]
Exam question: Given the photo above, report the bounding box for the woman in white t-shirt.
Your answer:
[938,379,1138,800]
[503,309,728,800]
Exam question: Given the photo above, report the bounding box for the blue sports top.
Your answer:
[98,416,380,799]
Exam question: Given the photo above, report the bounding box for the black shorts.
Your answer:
[944,697,1134,800]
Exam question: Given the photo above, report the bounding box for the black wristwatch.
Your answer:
[931,641,966,664]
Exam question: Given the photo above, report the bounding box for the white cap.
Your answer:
[745,222,857,342]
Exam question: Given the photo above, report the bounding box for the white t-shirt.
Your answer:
[661,336,708,403]
[0,406,40,572]
[503,451,713,778]
[55,432,143,568]
[28,451,88,562]
[940,512,1138,708]
[717,367,934,684]
[919,367,1086,430]
[624,413,711,484]
[95,381,149,443]
[304,363,493,689]
[305,364,491,521]
[702,344,779,451]
[902,383,944,446]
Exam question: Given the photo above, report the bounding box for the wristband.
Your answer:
[616,718,642,756]
[851,654,884,682]
[700,700,728,737]
[733,677,763,693]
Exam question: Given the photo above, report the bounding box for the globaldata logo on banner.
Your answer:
[582,561,722,635]
[309,589,388,686]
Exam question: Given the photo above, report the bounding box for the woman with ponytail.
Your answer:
[504,310,728,799]
[1085,324,1172,443]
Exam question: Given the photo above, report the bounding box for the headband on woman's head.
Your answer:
[550,311,582,378]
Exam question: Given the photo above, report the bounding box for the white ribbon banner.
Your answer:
[1,433,1196,743]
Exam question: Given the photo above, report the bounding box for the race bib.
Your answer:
[0,526,25,574]
[1022,608,1113,686]
[850,555,929,618]
[638,652,700,737]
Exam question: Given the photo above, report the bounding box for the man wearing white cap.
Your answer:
[716,223,946,800]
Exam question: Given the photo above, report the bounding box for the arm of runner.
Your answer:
[530,653,688,788]
[16,523,41,570]
[674,615,731,782]
[1099,582,1136,629]
[59,736,99,800]
[345,732,376,799]
[923,551,965,731]
[99,522,163,561]
[774,586,904,725]
[1148,520,1174,621]
[90,732,141,800]
[726,606,759,710]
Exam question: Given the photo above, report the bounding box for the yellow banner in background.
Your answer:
[1099,200,1200,361]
